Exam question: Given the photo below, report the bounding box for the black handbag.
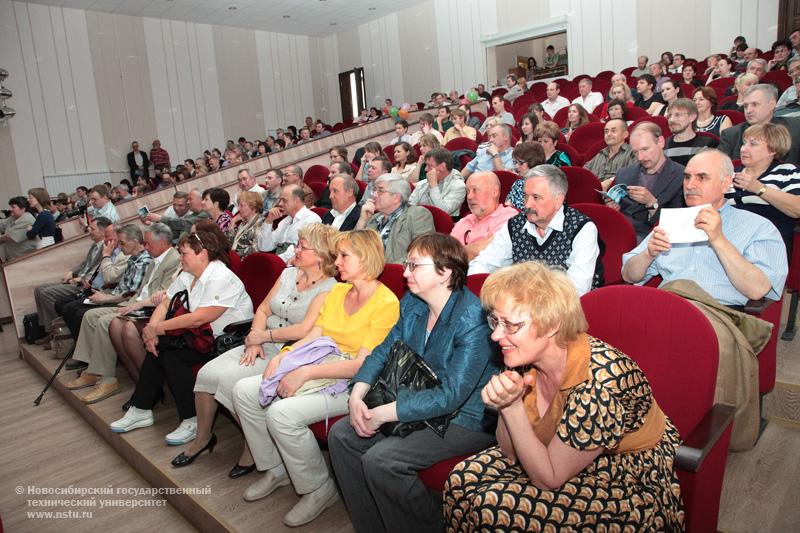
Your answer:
[363,340,455,438]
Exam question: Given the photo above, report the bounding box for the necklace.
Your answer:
[295,270,325,289]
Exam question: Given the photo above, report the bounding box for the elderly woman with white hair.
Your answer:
[356,174,436,263]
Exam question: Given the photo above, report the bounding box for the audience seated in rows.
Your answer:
[461,124,515,179]
[452,172,517,260]
[407,148,466,217]
[259,184,321,262]
[469,164,603,295]
[664,98,719,166]
[583,118,636,186]
[622,149,788,450]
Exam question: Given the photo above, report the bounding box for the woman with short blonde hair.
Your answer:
[444,261,685,531]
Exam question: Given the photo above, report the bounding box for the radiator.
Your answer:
[43,171,129,195]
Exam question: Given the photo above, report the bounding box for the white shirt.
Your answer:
[541,96,570,118]
[571,92,604,113]
[232,184,266,215]
[330,202,357,230]
[257,206,321,262]
[166,260,254,336]
[407,169,466,216]
[133,151,143,167]
[468,207,600,295]
[88,201,120,223]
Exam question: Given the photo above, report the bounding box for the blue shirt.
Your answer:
[465,145,514,174]
[622,204,788,306]
[353,288,500,433]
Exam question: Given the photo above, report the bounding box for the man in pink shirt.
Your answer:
[450,171,518,260]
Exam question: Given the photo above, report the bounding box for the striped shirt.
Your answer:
[622,204,788,306]
[725,162,800,251]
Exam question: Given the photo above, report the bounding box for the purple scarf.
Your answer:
[258,336,350,406]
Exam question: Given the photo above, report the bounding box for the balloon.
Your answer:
[466,90,479,103]
[398,108,409,119]
[401,103,411,111]
[389,106,399,118]
[382,106,390,115]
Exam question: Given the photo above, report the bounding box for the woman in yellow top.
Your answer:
[443,109,478,144]
[231,229,400,528]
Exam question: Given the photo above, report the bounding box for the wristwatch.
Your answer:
[756,185,767,196]
[649,201,659,210]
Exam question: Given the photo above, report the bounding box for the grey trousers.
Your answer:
[34,282,80,331]
[328,416,496,533]
[72,307,120,377]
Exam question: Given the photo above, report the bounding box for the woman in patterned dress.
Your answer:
[444,262,684,532]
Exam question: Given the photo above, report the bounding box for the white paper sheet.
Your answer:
[658,204,711,244]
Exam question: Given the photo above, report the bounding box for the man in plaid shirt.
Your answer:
[149,139,171,172]
[59,224,152,338]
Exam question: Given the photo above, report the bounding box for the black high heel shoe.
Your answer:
[171,434,218,467]
[228,462,257,478]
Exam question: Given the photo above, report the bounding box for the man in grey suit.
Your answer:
[33,217,113,338]
[0,196,37,262]
[64,223,181,404]
[356,174,435,264]
[719,84,800,164]
[605,122,686,241]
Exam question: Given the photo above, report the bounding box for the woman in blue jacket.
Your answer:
[328,233,500,533]
[26,188,56,249]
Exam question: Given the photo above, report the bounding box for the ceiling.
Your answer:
[19,0,427,37]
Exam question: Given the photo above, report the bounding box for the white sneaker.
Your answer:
[283,478,339,527]
[243,466,290,502]
[110,407,154,433]
[165,417,197,445]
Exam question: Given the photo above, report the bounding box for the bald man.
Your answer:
[450,172,518,261]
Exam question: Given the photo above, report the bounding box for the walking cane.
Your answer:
[33,342,76,406]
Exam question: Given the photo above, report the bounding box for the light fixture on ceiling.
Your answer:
[228,6,237,10]
[282,15,290,18]
[329,22,337,26]
[368,7,376,10]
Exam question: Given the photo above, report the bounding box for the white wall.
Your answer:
[143,18,225,164]
[434,0,497,93]
[358,11,405,108]
[1,1,107,192]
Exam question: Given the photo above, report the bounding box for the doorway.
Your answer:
[339,68,366,121]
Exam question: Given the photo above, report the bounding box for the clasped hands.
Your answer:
[481,370,534,411]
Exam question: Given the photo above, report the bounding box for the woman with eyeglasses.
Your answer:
[109,229,254,447]
[443,262,684,531]
[230,229,399,527]
[328,233,500,533]
[171,224,338,471]
[228,190,264,258]
[504,142,546,210]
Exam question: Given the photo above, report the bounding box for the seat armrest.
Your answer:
[744,298,774,315]
[223,319,253,335]
[674,403,735,472]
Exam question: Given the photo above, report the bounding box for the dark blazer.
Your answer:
[615,157,686,238]
[719,116,800,164]
[321,204,360,232]
[353,288,500,433]
[127,150,150,181]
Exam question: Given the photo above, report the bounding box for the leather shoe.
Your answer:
[171,434,217,467]
[229,462,257,479]
[283,478,339,527]
[243,468,290,502]
[81,382,120,404]
[66,359,89,371]
[65,373,99,390]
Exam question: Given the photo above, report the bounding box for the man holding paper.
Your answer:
[621,148,787,451]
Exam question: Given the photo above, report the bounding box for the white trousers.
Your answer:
[231,374,349,494]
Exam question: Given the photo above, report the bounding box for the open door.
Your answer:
[339,68,366,121]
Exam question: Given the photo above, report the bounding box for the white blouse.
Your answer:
[166,260,254,336]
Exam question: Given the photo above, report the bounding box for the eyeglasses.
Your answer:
[486,314,527,335]
[190,232,205,248]
[295,241,315,253]
[402,260,435,272]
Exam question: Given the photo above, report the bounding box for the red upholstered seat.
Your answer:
[582,139,607,162]
[568,122,606,155]
[306,181,327,201]
[630,116,670,137]
[494,170,519,204]
[552,106,570,127]
[717,109,745,125]
[761,70,791,92]
[572,203,636,284]
[304,164,329,184]
[444,137,479,153]
[562,166,603,205]
[383,145,396,165]
[237,252,286,310]
[581,285,734,533]
[309,415,347,444]
[465,273,489,297]
[623,105,649,121]
[421,204,455,234]
[310,206,329,219]
[558,144,584,167]
[228,250,242,276]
